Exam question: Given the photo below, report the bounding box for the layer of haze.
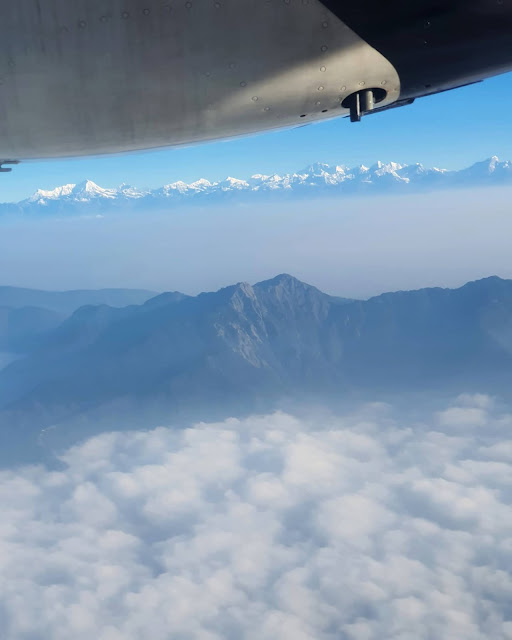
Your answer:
[1,187,511,298]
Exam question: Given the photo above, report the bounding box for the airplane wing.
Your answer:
[0,0,510,161]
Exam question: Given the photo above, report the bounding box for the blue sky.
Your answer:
[1,73,512,202]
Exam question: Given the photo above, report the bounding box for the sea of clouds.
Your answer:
[0,393,511,639]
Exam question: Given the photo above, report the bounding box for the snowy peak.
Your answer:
[71,180,117,200]
[488,155,500,171]
[301,162,332,175]
[218,177,249,190]
[117,183,147,199]
[468,156,500,175]
[28,183,75,203]
[188,178,212,191]
[8,155,512,215]
[73,179,99,192]
[27,180,120,206]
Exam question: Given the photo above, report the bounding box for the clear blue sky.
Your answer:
[1,73,512,203]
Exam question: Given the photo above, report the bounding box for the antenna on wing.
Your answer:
[342,89,387,123]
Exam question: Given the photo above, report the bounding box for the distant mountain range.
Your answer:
[1,274,512,463]
[0,286,157,315]
[2,156,512,216]
[0,286,157,352]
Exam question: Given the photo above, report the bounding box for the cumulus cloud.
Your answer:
[0,395,511,639]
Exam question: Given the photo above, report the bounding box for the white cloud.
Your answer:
[0,395,511,639]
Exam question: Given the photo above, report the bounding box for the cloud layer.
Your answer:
[0,395,511,639]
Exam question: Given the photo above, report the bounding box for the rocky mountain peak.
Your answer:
[255,273,312,292]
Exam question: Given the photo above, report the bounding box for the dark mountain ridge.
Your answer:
[0,286,160,355]
[1,274,512,464]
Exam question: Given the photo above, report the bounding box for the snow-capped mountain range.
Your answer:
[2,156,512,216]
